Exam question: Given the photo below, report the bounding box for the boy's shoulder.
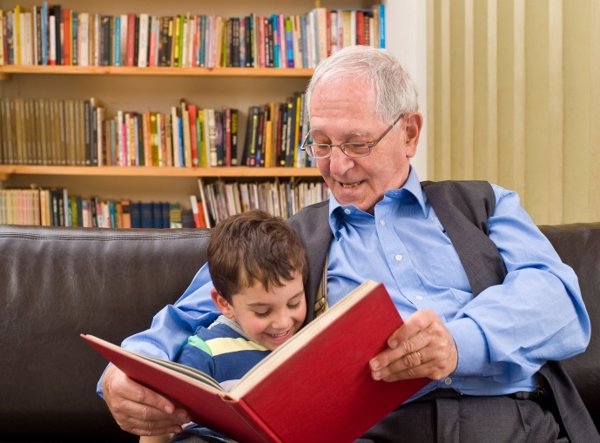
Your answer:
[189,316,269,359]
[196,316,244,341]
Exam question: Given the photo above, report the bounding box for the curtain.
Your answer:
[427,0,600,224]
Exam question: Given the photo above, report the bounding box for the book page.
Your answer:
[81,334,226,394]
[133,352,224,392]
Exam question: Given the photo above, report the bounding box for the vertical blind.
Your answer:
[427,0,600,224]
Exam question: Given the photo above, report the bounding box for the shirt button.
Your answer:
[444,377,453,385]
[380,219,385,226]
[344,208,351,215]
[394,254,403,262]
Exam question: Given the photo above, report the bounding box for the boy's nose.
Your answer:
[271,312,292,330]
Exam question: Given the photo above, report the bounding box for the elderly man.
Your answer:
[99,46,596,442]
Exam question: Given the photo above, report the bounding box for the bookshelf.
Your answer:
[0,0,387,227]
[0,65,314,78]
[0,165,322,179]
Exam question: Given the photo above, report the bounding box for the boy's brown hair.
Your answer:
[207,210,308,302]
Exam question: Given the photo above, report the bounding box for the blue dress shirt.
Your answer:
[99,169,590,399]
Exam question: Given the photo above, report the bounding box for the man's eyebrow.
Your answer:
[310,129,369,138]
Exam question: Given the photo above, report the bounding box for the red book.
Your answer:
[356,11,365,46]
[82,281,428,443]
[188,194,205,228]
[126,13,136,66]
[187,104,199,167]
[62,9,71,65]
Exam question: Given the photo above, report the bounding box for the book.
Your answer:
[189,194,204,228]
[81,280,428,443]
[196,178,212,228]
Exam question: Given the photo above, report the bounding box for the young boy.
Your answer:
[141,209,308,443]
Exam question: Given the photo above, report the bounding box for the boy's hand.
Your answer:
[102,365,190,436]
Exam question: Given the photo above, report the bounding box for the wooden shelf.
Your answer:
[0,65,314,78]
[0,165,322,179]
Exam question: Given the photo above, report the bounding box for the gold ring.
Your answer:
[416,350,423,365]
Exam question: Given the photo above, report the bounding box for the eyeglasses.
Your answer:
[300,114,405,159]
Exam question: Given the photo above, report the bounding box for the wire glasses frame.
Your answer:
[300,113,405,159]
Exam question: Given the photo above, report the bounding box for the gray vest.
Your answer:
[289,180,598,441]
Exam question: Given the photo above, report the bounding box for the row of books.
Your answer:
[0,187,187,228]
[0,93,311,168]
[0,97,101,167]
[0,3,385,68]
[0,178,328,228]
[196,178,328,228]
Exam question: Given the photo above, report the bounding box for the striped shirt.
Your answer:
[177,315,270,391]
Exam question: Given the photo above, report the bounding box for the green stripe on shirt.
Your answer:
[186,335,213,356]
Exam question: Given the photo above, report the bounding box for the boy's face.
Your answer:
[211,272,307,351]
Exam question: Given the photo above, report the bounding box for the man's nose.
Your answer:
[328,146,354,174]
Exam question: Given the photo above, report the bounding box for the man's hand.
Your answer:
[102,365,190,436]
[369,309,458,382]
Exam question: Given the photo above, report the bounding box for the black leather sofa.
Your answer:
[0,223,598,442]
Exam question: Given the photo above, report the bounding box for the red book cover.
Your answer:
[126,13,136,67]
[188,195,205,228]
[82,281,428,443]
[187,104,199,167]
[356,11,365,46]
[62,9,71,65]
[196,198,207,229]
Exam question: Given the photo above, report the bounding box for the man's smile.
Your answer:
[341,180,364,189]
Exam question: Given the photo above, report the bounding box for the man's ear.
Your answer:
[211,287,234,319]
[403,112,423,158]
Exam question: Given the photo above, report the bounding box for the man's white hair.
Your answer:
[305,45,419,124]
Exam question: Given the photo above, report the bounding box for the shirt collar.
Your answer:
[327,167,428,236]
[383,167,428,216]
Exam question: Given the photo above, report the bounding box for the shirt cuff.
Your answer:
[446,317,489,377]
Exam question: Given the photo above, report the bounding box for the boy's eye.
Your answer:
[288,301,301,309]
[254,310,270,318]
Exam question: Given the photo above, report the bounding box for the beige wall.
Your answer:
[427,0,600,224]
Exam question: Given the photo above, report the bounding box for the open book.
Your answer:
[82,280,428,443]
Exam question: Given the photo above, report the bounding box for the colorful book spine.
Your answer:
[378,4,385,48]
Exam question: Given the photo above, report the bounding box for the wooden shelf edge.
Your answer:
[0,166,322,179]
[0,65,314,78]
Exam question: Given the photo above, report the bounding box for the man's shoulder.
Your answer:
[290,200,329,220]
[421,180,496,218]
[288,200,330,239]
[421,179,493,193]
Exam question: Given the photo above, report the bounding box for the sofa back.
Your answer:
[0,223,598,440]
[538,223,600,427]
[0,226,210,440]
